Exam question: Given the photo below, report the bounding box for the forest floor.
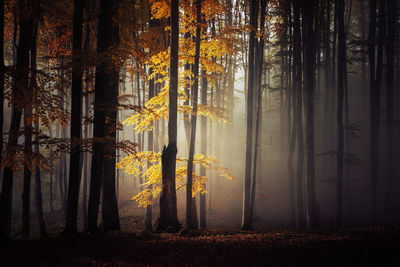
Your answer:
[1,225,400,266]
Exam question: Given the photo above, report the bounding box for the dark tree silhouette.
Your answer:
[88,0,121,232]
[242,0,258,231]
[186,0,202,231]
[156,0,181,233]
[336,0,346,228]
[64,0,84,235]
[0,0,33,240]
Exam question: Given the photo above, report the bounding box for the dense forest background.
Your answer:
[0,0,399,240]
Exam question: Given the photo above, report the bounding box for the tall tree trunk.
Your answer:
[57,123,64,211]
[64,0,84,234]
[34,120,47,238]
[336,0,346,228]
[302,0,318,229]
[145,67,155,232]
[186,0,201,230]
[249,0,266,228]
[183,32,191,144]
[101,0,120,232]
[242,0,258,231]
[22,15,39,239]
[22,106,32,239]
[359,0,366,92]
[293,0,305,229]
[49,127,54,212]
[82,3,92,229]
[200,70,207,229]
[323,0,332,153]
[88,0,120,232]
[0,0,33,240]
[156,0,181,233]
[368,0,378,225]
[0,0,4,179]
[288,0,297,229]
[385,0,395,211]
[31,22,45,237]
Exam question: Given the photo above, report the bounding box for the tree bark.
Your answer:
[293,0,305,230]
[302,0,318,229]
[88,0,120,232]
[31,26,46,236]
[22,105,32,239]
[64,0,84,234]
[385,0,395,210]
[0,0,4,180]
[145,67,155,232]
[101,0,120,232]
[186,0,202,231]
[200,70,207,229]
[0,0,33,240]
[368,0,378,225]
[156,0,181,233]
[242,0,258,231]
[336,0,346,228]
[249,0,266,228]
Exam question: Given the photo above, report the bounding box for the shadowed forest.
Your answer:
[1,0,400,265]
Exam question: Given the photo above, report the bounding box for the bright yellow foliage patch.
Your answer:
[116,151,233,208]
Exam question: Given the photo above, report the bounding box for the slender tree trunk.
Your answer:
[200,69,207,229]
[360,0,366,92]
[323,0,332,153]
[156,0,181,233]
[368,0,378,225]
[183,32,191,143]
[22,105,32,239]
[57,122,64,211]
[49,127,54,212]
[336,0,346,228]
[64,0,84,234]
[0,0,33,239]
[145,67,155,232]
[82,4,92,230]
[249,0,266,228]
[287,1,297,229]
[0,0,4,178]
[22,16,39,239]
[30,24,45,233]
[302,0,318,229]
[186,0,202,230]
[242,0,258,231]
[293,0,305,229]
[385,0,395,211]
[250,49,263,227]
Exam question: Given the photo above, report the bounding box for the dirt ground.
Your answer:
[1,226,400,266]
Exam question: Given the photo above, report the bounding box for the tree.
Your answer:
[0,0,34,240]
[385,0,396,209]
[88,0,121,232]
[199,72,207,229]
[302,0,318,229]
[0,0,4,180]
[186,0,202,231]
[156,0,181,233]
[368,0,378,225]
[293,0,305,229]
[336,0,346,228]
[31,22,47,236]
[249,0,266,229]
[242,0,258,231]
[64,0,84,234]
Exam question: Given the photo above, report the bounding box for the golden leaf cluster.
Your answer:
[117,151,233,207]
